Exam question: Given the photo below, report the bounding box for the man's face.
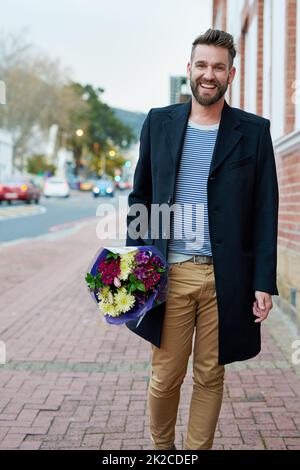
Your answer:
[187,44,235,106]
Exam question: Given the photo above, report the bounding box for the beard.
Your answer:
[190,74,229,106]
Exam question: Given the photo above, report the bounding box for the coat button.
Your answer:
[209,176,215,181]
[167,196,173,204]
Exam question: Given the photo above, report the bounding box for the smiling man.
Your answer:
[126,28,279,450]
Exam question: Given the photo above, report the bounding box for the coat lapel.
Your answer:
[163,98,243,177]
[209,99,242,176]
[163,100,191,175]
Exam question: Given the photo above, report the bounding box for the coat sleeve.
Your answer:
[126,109,153,246]
[253,119,279,295]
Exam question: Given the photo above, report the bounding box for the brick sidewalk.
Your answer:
[0,215,300,450]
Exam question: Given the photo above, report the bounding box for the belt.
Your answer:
[187,255,213,265]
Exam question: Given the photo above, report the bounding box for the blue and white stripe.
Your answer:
[168,120,219,260]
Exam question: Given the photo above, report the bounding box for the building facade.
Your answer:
[212,0,300,325]
[0,129,13,180]
[170,76,191,104]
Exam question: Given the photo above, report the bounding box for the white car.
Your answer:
[43,177,70,198]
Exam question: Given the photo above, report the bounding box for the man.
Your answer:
[125,28,279,450]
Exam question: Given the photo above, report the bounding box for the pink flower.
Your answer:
[114,277,121,288]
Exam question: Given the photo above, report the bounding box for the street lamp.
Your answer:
[76,129,84,137]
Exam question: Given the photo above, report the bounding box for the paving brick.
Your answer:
[264,437,287,450]
[0,214,299,450]
[19,441,42,450]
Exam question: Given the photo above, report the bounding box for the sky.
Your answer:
[2,0,213,113]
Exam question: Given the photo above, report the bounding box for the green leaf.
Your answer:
[85,273,96,289]
[136,283,146,292]
[107,252,118,260]
[156,268,166,273]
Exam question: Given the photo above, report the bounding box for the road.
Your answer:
[0,189,129,244]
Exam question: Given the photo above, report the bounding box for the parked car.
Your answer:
[0,176,41,204]
[79,179,95,191]
[124,180,132,190]
[92,177,114,197]
[114,178,132,191]
[67,174,81,190]
[43,177,70,198]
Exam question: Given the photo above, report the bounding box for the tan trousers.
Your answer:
[148,260,225,450]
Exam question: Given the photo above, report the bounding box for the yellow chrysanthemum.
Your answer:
[120,251,137,263]
[113,288,135,313]
[98,302,120,317]
[96,286,110,302]
[119,259,132,281]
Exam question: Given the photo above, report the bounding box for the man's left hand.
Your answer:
[253,291,273,323]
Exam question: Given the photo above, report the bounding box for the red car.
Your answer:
[0,176,41,204]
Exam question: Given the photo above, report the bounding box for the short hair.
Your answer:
[191,28,237,69]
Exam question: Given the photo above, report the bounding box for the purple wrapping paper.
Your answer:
[86,245,169,325]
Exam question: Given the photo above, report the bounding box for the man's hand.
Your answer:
[253,291,273,323]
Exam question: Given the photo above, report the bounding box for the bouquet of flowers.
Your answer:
[85,246,168,325]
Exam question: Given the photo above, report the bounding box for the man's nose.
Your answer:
[202,67,215,81]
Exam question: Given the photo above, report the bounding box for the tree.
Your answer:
[26,154,56,175]
[0,31,87,171]
[0,32,135,177]
[68,83,136,174]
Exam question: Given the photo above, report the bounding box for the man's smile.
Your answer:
[199,83,217,90]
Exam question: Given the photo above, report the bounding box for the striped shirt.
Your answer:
[167,119,219,263]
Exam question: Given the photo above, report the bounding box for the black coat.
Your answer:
[125,98,279,365]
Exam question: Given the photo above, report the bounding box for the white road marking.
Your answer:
[0,205,47,221]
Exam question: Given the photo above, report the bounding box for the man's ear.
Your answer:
[187,62,191,79]
[228,66,236,85]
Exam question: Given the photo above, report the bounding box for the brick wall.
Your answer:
[276,0,299,321]
[212,0,227,30]
[256,0,264,116]
[212,0,300,322]
[285,0,297,134]
[278,151,300,253]
[276,143,300,325]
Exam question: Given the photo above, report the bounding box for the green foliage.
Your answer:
[106,252,119,260]
[65,83,136,175]
[26,154,56,175]
[70,83,135,148]
[85,272,103,290]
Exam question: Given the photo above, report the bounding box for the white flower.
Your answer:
[98,302,120,317]
[113,288,135,314]
[119,259,132,281]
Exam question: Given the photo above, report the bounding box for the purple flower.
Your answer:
[151,255,163,268]
[135,251,150,265]
[135,291,147,306]
[133,266,148,280]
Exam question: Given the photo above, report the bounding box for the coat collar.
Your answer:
[163,97,243,177]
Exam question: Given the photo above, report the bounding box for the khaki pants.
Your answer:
[148,260,225,450]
